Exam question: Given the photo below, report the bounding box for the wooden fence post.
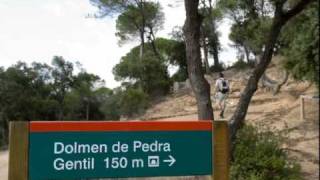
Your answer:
[300,96,305,121]
[212,120,230,180]
[8,121,29,180]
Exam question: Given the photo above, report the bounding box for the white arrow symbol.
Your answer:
[163,155,176,166]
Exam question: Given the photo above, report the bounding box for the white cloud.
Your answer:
[0,0,129,88]
[158,0,185,37]
[0,0,236,88]
[218,19,238,66]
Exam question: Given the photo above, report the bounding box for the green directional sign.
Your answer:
[28,121,213,180]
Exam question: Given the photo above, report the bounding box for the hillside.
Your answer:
[138,66,319,179]
[0,66,318,180]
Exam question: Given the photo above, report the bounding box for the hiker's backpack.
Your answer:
[220,79,229,94]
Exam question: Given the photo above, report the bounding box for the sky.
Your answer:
[0,0,236,88]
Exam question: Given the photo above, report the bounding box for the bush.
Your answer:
[280,2,319,87]
[231,125,302,180]
[210,63,225,72]
[119,88,149,117]
[231,60,254,70]
[113,46,172,97]
[101,96,121,120]
[171,68,188,82]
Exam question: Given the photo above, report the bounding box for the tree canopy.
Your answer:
[115,2,164,45]
[91,0,164,59]
[280,1,319,86]
[113,39,175,96]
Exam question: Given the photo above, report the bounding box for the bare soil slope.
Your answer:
[0,66,318,180]
[140,66,319,179]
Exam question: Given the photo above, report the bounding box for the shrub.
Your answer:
[231,60,254,70]
[280,2,319,87]
[171,68,188,82]
[113,46,172,97]
[119,88,149,117]
[231,125,302,180]
[210,63,225,72]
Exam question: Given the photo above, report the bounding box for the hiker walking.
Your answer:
[214,72,230,118]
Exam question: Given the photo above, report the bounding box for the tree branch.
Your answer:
[282,0,315,22]
[228,0,316,146]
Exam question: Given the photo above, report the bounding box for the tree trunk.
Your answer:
[261,70,289,95]
[229,17,285,142]
[138,0,146,60]
[147,25,163,61]
[86,103,90,120]
[58,109,62,120]
[244,45,251,63]
[208,0,220,68]
[58,97,64,120]
[229,0,315,143]
[184,0,214,120]
[261,73,277,87]
[202,37,210,74]
[212,38,220,67]
[275,70,289,92]
[139,29,145,60]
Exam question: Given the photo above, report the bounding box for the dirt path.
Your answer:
[0,150,8,180]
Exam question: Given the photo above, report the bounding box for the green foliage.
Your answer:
[0,62,58,121]
[231,59,254,70]
[115,1,164,44]
[100,87,150,119]
[115,52,170,95]
[115,5,142,43]
[171,68,188,82]
[51,56,74,113]
[220,0,318,86]
[112,37,187,117]
[210,63,225,72]
[64,72,107,120]
[119,88,149,117]
[0,62,58,146]
[90,0,127,17]
[100,88,121,120]
[113,39,181,96]
[156,38,188,82]
[155,38,186,66]
[170,26,184,41]
[199,1,223,67]
[0,58,121,146]
[218,0,274,61]
[229,17,272,55]
[218,0,274,19]
[280,2,319,86]
[231,125,302,180]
